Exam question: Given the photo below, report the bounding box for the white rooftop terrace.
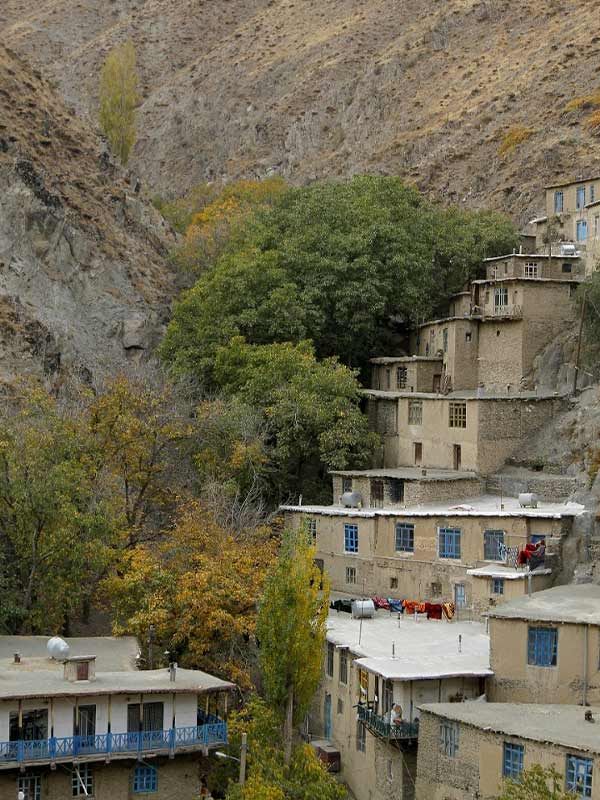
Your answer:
[281,494,585,520]
[0,636,139,672]
[364,388,565,400]
[329,467,477,482]
[467,564,552,581]
[419,703,600,754]
[326,610,491,681]
[486,583,600,625]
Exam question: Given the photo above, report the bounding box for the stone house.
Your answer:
[415,703,600,800]
[532,175,600,274]
[282,493,580,615]
[309,610,490,800]
[0,636,232,800]
[486,583,600,706]
[365,391,564,475]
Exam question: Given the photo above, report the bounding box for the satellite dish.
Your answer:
[47,637,70,660]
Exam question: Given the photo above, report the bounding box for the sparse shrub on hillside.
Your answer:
[585,109,600,133]
[99,41,139,165]
[498,126,535,156]
[563,91,600,113]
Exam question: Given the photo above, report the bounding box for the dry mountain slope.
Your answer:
[3,0,600,222]
[0,44,176,383]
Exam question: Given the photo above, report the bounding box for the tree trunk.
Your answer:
[283,687,294,766]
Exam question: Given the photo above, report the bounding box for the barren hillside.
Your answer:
[2,0,600,222]
[0,44,175,383]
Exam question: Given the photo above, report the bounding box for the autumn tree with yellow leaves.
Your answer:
[99,41,139,165]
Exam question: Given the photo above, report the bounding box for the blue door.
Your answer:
[324,694,332,739]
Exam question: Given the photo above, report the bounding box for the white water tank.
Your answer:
[518,492,538,508]
[352,599,375,619]
[47,637,70,661]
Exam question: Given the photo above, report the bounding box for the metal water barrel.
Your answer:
[518,492,538,508]
[341,491,362,508]
[352,599,375,619]
[47,636,70,660]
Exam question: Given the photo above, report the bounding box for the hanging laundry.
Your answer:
[402,600,426,614]
[330,599,353,614]
[442,602,455,621]
[388,599,404,613]
[426,603,443,620]
[372,596,391,610]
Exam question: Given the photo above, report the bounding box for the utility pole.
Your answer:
[573,286,588,395]
[148,624,155,670]
[239,732,247,786]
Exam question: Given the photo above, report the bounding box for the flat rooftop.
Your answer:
[486,583,600,625]
[483,253,582,262]
[467,564,551,581]
[281,494,585,520]
[419,703,600,754]
[0,665,234,701]
[329,467,478,482]
[364,389,564,401]
[326,611,491,681]
[370,356,442,364]
[0,636,139,673]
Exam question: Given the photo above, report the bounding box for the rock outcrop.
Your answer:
[0,45,176,383]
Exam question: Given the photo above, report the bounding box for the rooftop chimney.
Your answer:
[13,653,20,664]
[169,662,178,683]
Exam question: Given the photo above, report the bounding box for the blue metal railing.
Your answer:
[357,704,419,741]
[0,722,227,765]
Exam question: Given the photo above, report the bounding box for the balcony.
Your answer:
[357,704,419,745]
[0,721,227,768]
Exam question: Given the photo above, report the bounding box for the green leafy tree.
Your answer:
[256,527,330,764]
[161,176,517,382]
[0,387,118,633]
[213,337,378,501]
[222,697,346,800]
[499,764,577,800]
[99,41,139,165]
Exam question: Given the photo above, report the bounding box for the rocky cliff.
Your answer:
[0,44,176,383]
[2,0,600,223]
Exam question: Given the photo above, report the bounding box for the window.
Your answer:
[591,185,596,204]
[306,518,317,541]
[326,642,334,677]
[18,775,41,800]
[494,286,509,309]
[492,578,505,595]
[465,331,472,342]
[389,479,404,503]
[484,530,505,561]
[439,721,459,757]
[358,668,369,699]
[408,399,423,425]
[134,765,158,793]
[390,576,398,589]
[342,477,353,494]
[431,581,442,597]
[339,649,348,684]
[337,698,344,715]
[449,402,467,428]
[577,219,587,242]
[9,709,48,742]
[595,214,600,238]
[397,366,407,389]
[72,765,94,797]
[524,262,539,278]
[554,190,564,213]
[442,328,448,353]
[76,661,89,681]
[454,583,466,608]
[356,720,366,752]
[371,480,384,508]
[395,523,415,553]
[344,524,358,554]
[503,743,524,780]
[576,186,586,209]
[527,626,558,666]
[345,566,357,585]
[439,528,461,559]
[385,368,391,390]
[127,702,164,733]
[566,756,593,797]
[562,262,572,273]
[74,704,96,738]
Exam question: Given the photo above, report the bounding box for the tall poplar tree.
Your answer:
[256,527,329,765]
[99,41,139,165]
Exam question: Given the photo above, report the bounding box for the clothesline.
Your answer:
[330,597,455,620]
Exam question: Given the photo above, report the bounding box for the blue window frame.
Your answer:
[484,529,504,560]
[438,528,461,559]
[577,220,587,241]
[439,721,459,757]
[503,742,524,779]
[527,626,558,666]
[492,578,504,595]
[576,186,586,209]
[554,190,564,213]
[133,765,157,793]
[530,534,546,544]
[306,518,317,541]
[395,523,414,553]
[344,524,358,554]
[566,756,593,797]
